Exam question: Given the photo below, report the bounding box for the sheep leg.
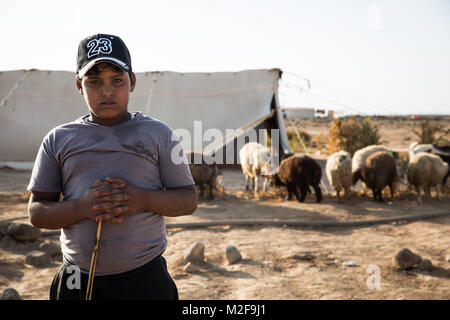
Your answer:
[378,189,384,203]
[372,188,382,202]
[245,175,250,190]
[424,186,431,200]
[415,186,422,205]
[254,176,259,193]
[286,184,294,200]
[389,183,395,199]
[297,182,308,202]
[313,185,322,203]
[294,185,302,202]
[208,183,214,200]
[263,176,268,192]
[200,184,205,198]
[336,188,340,202]
[298,187,307,202]
[344,186,350,200]
[435,184,441,201]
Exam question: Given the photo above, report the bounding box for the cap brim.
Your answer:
[77,57,130,78]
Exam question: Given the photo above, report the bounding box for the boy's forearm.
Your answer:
[28,198,86,230]
[138,187,197,217]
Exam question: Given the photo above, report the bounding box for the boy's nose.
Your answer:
[101,85,113,97]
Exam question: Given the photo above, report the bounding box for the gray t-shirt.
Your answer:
[27,112,194,275]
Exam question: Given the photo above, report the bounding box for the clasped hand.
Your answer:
[83,177,141,224]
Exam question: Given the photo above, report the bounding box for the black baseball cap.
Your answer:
[76,33,132,78]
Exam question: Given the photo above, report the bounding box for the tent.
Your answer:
[0,68,292,167]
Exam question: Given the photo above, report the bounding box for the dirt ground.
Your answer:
[0,118,449,300]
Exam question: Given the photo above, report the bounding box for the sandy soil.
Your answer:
[0,118,449,300]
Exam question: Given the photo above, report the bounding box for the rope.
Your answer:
[282,70,394,115]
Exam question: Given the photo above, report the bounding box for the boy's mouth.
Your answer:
[100,101,117,106]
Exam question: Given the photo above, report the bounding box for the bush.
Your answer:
[412,121,448,144]
[326,116,381,156]
[286,128,311,152]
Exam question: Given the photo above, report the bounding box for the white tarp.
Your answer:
[0,68,291,164]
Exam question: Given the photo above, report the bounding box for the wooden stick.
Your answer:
[86,220,102,300]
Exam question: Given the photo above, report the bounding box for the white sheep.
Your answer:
[325,151,352,201]
[352,145,391,185]
[239,142,272,195]
[408,141,438,160]
[407,152,449,204]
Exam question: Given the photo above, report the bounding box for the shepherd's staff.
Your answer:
[86,220,102,300]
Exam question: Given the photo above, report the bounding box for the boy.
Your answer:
[27,33,197,300]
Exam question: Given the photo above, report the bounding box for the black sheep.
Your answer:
[186,151,219,200]
[271,155,322,203]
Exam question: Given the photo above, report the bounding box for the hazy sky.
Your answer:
[1,0,449,115]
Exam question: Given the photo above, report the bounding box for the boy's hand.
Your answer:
[92,177,143,224]
[80,178,128,224]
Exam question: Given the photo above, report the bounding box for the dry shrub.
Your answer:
[326,117,381,156]
[311,133,324,151]
[412,121,448,144]
[286,128,311,152]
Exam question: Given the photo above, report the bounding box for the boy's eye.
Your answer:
[113,78,123,83]
[89,80,100,86]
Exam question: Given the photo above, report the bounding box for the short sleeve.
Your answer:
[159,128,195,189]
[27,131,63,193]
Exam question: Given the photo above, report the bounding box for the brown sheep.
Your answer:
[360,151,398,202]
[407,152,449,204]
[186,151,219,200]
[271,155,322,203]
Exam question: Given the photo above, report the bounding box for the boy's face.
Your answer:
[76,64,136,126]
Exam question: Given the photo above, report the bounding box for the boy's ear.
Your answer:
[130,72,136,92]
[76,78,83,95]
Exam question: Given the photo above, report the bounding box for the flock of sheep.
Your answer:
[187,141,450,205]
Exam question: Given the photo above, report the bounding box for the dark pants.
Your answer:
[50,255,178,300]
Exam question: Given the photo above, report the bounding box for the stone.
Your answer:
[4,223,41,242]
[393,248,422,269]
[183,242,205,263]
[417,259,434,272]
[225,245,242,265]
[0,266,24,281]
[283,252,315,261]
[38,242,61,257]
[0,288,22,300]
[183,262,199,273]
[25,250,50,266]
[0,235,18,249]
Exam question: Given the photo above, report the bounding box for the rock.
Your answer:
[183,262,199,273]
[183,242,205,263]
[4,223,41,242]
[445,254,450,262]
[0,266,24,281]
[283,252,315,261]
[25,250,50,266]
[38,242,61,257]
[393,248,422,269]
[225,245,242,264]
[0,288,22,300]
[0,235,18,249]
[417,259,434,272]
